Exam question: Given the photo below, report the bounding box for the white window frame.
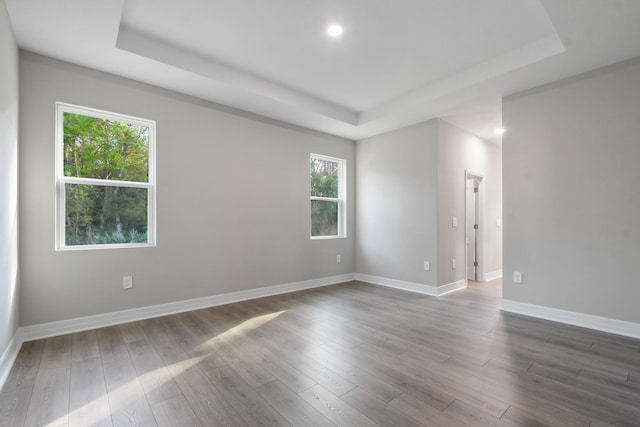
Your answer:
[55,102,156,250]
[310,153,346,239]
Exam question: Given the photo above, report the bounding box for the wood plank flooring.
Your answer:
[2,279,640,426]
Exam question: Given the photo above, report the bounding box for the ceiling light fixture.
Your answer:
[494,127,505,135]
[327,24,343,38]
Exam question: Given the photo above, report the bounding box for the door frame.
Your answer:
[465,170,485,282]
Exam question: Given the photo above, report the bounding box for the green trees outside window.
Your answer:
[64,184,149,245]
[310,155,345,238]
[56,104,155,248]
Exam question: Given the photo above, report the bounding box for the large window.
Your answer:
[310,154,346,238]
[55,103,156,249]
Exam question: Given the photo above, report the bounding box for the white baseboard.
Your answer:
[500,299,640,340]
[0,334,20,392]
[484,270,503,281]
[437,279,468,296]
[17,273,355,344]
[354,274,467,296]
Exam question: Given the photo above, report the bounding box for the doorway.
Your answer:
[465,171,484,281]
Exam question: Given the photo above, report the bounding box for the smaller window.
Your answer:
[310,154,346,239]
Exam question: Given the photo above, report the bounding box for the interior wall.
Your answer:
[503,58,640,323]
[355,121,439,285]
[0,0,19,359]
[19,52,355,326]
[436,120,503,285]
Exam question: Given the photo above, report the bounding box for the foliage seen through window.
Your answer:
[57,106,155,248]
[310,155,345,238]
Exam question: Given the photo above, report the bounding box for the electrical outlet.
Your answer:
[424,261,430,271]
[336,255,341,263]
[123,275,133,290]
[452,259,456,269]
[513,271,522,284]
[452,217,457,227]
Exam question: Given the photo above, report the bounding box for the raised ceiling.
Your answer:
[6,0,640,143]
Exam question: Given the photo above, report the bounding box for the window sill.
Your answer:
[310,235,346,240]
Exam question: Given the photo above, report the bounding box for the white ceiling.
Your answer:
[6,0,640,144]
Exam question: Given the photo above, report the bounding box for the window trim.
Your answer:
[310,153,346,239]
[55,102,156,250]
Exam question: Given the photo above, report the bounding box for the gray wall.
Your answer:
[355,121,439,285]
[0,0,19,359]
[355,119,503,288]
[437,120,503,285]
[19,52,355,326]
[503,58,640,323]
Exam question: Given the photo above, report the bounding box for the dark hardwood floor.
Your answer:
[1,279,640,426]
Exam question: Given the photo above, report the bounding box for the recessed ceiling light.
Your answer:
[494,127,505,135]
[327,24,343,38]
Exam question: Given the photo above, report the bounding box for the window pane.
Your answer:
[311,200,338,236]
[310,158,339,198]
[63,112,149,182]
[65,183,148,246]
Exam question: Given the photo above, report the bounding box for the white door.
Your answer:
[466,179,477,280]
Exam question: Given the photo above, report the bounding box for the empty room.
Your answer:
[1,1,640,426]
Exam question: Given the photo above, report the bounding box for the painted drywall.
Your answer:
[0,0,19,359]
[437,120,502,285]
[355,121,439,285]
[19,52,355,326]
[503,58,640,323]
